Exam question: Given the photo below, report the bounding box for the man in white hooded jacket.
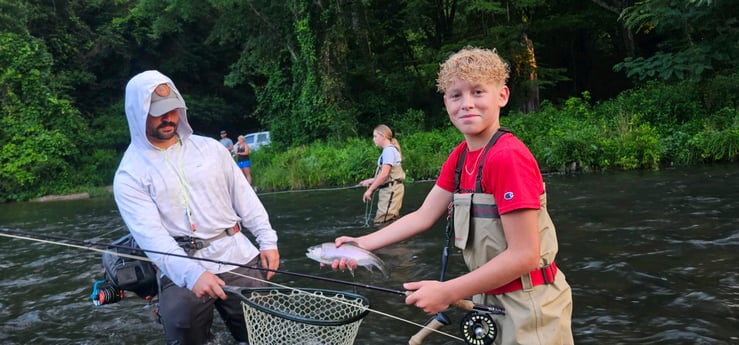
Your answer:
[114,70,280,345]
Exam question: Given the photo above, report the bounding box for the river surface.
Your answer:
[0,165,737,344]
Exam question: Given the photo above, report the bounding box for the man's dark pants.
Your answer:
[158,257,265,345]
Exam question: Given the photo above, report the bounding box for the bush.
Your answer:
[691,107,739,162]
[0,32,95,201]
[403,126,462,180]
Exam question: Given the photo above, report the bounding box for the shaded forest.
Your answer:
[1,0,737,201]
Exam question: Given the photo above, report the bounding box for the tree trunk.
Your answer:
[522,33,540,113]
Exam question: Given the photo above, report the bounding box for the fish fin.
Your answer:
[374,262,390,279]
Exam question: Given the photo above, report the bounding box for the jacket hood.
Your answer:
[124,70,193,150]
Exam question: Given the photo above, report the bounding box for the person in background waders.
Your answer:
[329,47,574,344]
[359,124,406,226]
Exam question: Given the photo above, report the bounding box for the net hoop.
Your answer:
[238,287,370,325]
[232,287,371,345]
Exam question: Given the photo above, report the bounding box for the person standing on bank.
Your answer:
[331,48,573,344]
[219,130,233,152]
[113,70,280,345]
[234,135,252,184]
[359,124,406,226]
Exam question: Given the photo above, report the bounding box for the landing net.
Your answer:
[235,287,370,345]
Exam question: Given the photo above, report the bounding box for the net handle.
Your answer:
[224,285,370,326]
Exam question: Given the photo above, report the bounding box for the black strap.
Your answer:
[443,128,510,280]
[453,127,511,193]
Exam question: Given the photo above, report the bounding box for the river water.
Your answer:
[0,165,737,344]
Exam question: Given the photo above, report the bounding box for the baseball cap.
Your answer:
[149,83,187,116]
[220,130,227,134]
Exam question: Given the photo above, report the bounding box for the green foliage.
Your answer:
[616,0,738,81]
[612,120,663,170]
[703,72,739,113]
[690,107,739,162]
[501,78,737,174]
[84,101,130,184]
[402,127,463,180]
[251,126,463,191]
[247,76,736,192]
[605,80,703,127]
[505,96,604,173]
[389,109,428,136]
[0,0,30,35]
[0,32,95,201]
[3,0,738,201]
[251,137,375,191]
[615,50,712,81]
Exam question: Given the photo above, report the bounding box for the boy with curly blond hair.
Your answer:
[332,47,573,344]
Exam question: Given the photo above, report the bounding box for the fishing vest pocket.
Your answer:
[452,193,472,250]
[455,193,507,270]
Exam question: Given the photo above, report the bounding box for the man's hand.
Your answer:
[362,189,373,202]
[260,249,280,280]
[192,271,227,299]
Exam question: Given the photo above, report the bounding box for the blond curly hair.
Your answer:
[436,46,510,93]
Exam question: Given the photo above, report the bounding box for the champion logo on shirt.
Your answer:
[503,192,514,200]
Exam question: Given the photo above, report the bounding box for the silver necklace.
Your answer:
[464,148,483,175]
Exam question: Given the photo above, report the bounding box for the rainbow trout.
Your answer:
[306,242,389,278]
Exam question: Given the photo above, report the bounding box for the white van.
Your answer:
[244,131,271,152]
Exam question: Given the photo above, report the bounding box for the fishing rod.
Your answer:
[0,227,502,314]
[1,227,504,345]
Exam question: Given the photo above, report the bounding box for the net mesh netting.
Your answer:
[239,288,370,345]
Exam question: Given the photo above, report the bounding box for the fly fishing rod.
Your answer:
[0,228,502,314]
[410,206,503,345]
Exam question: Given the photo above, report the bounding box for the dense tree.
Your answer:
[0,32,95,201]
[0,0,30,35]
[615,0,738,81]
[0,0,735,201]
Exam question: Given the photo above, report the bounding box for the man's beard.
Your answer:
[147,121,178,141]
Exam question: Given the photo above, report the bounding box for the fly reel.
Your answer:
[460,311,498,345]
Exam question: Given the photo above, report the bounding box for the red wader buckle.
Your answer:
[485,261,558,295]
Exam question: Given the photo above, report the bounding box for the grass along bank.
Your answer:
[250,81,738,192]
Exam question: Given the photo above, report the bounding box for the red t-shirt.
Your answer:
[436,133,544,215]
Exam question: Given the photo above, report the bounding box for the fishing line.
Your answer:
[0,228,500,313]
[223,271,464,342]
[0,228,466,341]
[257,184,363,196]
[363,188,377,227]
[0,228,405,295]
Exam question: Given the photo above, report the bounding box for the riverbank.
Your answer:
[30,192,91,202]
[29,186,113,203]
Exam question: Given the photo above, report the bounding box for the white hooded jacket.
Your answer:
[113,70,277,290]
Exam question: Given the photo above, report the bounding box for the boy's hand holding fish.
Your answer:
[305,238,389,278]
[330,236,362,271]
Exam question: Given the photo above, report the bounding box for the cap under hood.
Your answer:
[124,70,193,150]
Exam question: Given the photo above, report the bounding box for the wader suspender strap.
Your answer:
[439,127,511,281]
[453,128,511,193]
[374,156,382,179]
[443,127,511,279]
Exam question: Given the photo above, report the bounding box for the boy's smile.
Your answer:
[443,80,509,149]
